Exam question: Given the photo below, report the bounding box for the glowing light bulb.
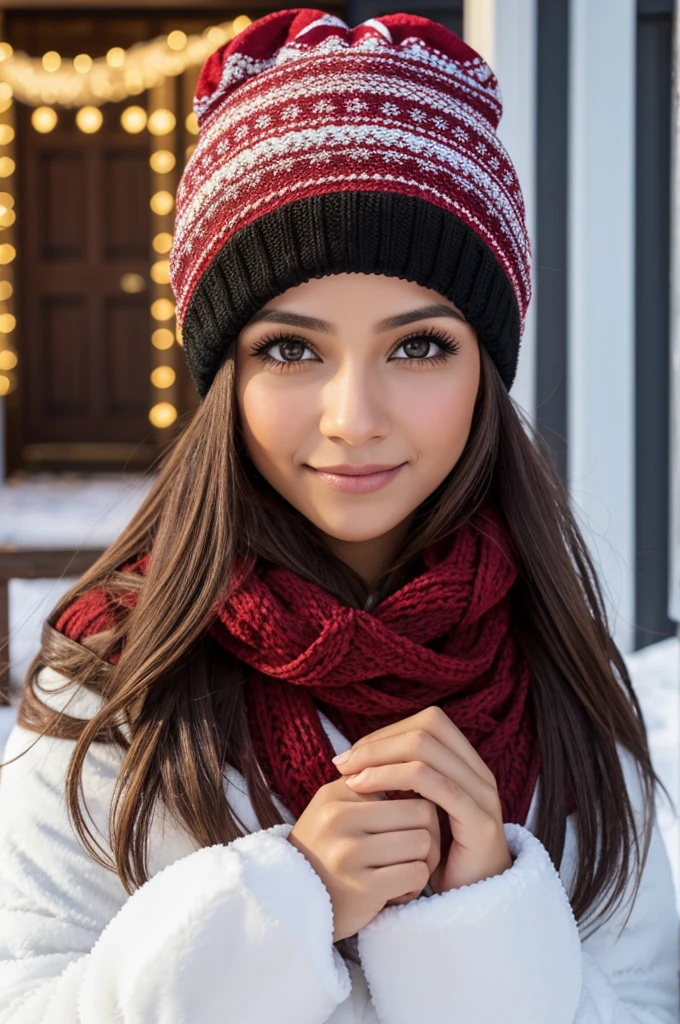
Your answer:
[31,107,58,133]
[76,106,103,134]
[150,298,175,321]
[152,232,173,254]
[106,47,126,68]
[147,109,176,136]
[152,328,174,349]
[42,51,61,72]
[149,149,175,174]
[150,190,174,216]
[120,106,147,134]
[150,259,170,284]
[149,402,177,427]
[167,31,188,51]
[151,365,176,388]
[73,53,93,74]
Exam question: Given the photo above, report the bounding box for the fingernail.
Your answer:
[332,750,351,765]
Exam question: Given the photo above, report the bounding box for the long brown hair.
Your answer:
[6,341,673,964]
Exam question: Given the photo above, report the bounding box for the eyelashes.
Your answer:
[247,325,462,372]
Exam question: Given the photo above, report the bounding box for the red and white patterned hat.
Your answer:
[170,8,532,396]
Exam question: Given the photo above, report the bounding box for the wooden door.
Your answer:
[14,96,160,468]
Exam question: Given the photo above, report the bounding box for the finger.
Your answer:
[360,828,435,869]
[336,730,498,813]
[350,796,441,836]
[346,761,488,843]
[348,706,497,789]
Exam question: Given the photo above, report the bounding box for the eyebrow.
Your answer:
[244,302,467,334]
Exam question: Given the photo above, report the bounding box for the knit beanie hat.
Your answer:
[169,8,532,397]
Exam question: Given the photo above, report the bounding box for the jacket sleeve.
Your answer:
[0,718,352,1024]
[357,744,680,1024]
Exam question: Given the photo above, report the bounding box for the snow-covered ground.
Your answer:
[0,473,678,910]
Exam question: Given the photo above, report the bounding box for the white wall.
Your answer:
[568,0,637,654]
[463,0,538,419]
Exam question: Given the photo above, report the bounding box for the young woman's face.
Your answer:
[235,273,480,585]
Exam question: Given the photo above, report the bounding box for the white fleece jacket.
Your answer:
[0,664,677,1024]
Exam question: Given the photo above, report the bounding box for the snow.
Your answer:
[0,474,678,909]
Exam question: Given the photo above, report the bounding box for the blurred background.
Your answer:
[0,0,677,901]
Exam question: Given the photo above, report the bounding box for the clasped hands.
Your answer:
[332,706,514,894]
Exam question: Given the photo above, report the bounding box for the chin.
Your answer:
[312,516,404,544]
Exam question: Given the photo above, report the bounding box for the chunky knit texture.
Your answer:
[55,502,577,852]
[169,8,532,396]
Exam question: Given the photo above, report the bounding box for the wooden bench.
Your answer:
[0,546,105,705]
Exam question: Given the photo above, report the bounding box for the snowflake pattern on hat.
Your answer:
[170,8,532,339]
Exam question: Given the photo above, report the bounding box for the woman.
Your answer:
[0,8,678,1023]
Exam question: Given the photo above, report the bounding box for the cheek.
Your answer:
[405,372,478,459]
[239,379,307,456]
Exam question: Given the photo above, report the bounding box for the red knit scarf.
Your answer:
[56,502,576,858]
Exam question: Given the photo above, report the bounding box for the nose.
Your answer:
[317,361,390,444]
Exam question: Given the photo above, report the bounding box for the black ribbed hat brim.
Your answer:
[182,191,520,397]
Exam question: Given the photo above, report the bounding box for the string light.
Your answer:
[147,108,175,136]
[42,51,61,73]
[149,149,175,173]
[149,402,177,427]
[150,365,175,388]
[151,298,175,321]
[106,47,126,68]
[120,105,147,133]
[31,106,57,132]
[150,259,170,284]
[73,54,92,74]
[150,190,174,216]
[120,273,145,294]
[152,328,174,349]
[0,16,255,416]
[167,31,188,51]
[75,106,103,133]
[152,231,173,253]
[0,18,251,108]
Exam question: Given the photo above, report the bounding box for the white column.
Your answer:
[463,0,538,419]
[568,0,637,653]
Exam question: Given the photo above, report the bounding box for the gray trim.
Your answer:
[635,1,676,644]
[535,0,569,482]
